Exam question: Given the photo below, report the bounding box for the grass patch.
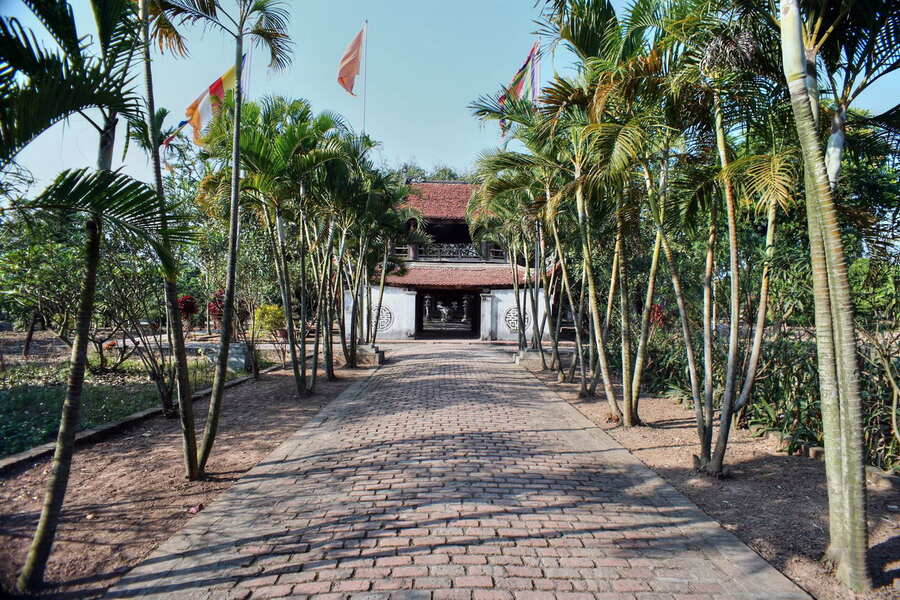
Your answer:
[0,355,271,459]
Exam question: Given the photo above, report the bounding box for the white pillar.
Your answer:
[480,293,494,340]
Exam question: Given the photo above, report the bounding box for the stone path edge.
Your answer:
[516,364,812,599]
[0,364,283,476]
[104,361,385,597]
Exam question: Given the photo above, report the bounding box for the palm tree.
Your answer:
[0,1,136,170]
[0,1,182,590]
[135,0,203,480]
[12,170,189,592]
[369,187,425,347]
[162,0,293,474]
[778,0,895,590]
[226,97,343,393]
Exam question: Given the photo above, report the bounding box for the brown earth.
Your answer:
[527,368,899,600]
[0,362,373,599]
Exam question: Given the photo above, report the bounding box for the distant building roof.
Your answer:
[404,181,477,221]
[385,262,526,290]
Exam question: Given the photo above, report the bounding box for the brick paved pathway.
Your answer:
[106,344,808,600]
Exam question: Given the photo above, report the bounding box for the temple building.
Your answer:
[369,181,546,341]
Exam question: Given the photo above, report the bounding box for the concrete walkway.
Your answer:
[106,344,809,600]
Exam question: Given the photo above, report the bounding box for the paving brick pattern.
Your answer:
[105,345,809,600]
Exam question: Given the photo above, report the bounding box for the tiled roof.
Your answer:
[385,262,526,290]
[404,181,477,221]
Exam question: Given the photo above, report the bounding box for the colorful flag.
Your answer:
[337,25,365,95]
[182,55,248,145]
[161,120,189,150]
[499,41,541,134]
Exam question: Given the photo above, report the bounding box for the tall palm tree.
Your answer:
[228,97,343,393]
[0,1,180,591]
[12,170,189,593]
[777,0,898,590]
[135,0,204,480]
[162,0,293,474]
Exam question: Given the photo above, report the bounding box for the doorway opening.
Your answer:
[415,289,480,339]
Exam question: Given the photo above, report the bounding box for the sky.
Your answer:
[4,0,898,192]
[5,0,582,189]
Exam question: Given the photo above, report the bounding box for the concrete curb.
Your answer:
[0,364,283,476]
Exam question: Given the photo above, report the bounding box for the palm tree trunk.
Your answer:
[551,220,588,395]
[324,273,335,379]
[735,200,776,411]
[274,208,303,395]
[604,236,619,340]
[323,223,337,380]
[334,229,352,365]
[18,104,121,592]
[631,228,661,413]
[575,173,620,418]
[138,0,198,480]
[657,227,704,440]
[616,199,635,426]
[198,33,243,474]
[529,225,544,363]
[781,2,870,590]
[17,216,100,593]
[348,235,369,368]
[298,202,308,389]
[709,94,741,475]
[538,224,558,371]
[700,200,717,464]
[307,220,334,393]
[371,240,389,347]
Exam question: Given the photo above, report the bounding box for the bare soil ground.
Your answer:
[527,368,899,600]
[0,361,372,599]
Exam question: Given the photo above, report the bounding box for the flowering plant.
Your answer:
[177,295,199,319]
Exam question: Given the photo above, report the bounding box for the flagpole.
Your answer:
[362,19,368,134]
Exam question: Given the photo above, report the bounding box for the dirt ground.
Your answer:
[528,368,899,600]
[0,362,372,599]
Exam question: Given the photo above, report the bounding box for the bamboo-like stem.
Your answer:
[781,1,870,589]
[574,162,620,417]
[551,219,588,396]
[735,200,776,411]
[138,0,198,479]
[709,93,742,475]
[198,31,244,474]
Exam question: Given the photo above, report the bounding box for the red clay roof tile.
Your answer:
[404,182,476,221]
[385,262,526,290]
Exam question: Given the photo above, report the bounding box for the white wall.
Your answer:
[345,287,417,340]
[481,288,547,342]
[348,287,546,341]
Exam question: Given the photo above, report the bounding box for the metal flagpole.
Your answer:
[362,19,368,134]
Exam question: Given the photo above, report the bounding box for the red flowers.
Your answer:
[177,295,199,319]
[207,290,225,319]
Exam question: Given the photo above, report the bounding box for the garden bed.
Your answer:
[0,350,272,459]
[527,368,899,600]
[0,361,373,598]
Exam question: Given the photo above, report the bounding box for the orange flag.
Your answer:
[337,25,365,95]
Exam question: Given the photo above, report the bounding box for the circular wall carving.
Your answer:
[373,305,394,332]
[504,307,530,332]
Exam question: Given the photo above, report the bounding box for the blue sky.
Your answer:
[8,0,580,188]
[5,0,898,191]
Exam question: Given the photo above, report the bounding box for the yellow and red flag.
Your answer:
[162,55,247,149]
